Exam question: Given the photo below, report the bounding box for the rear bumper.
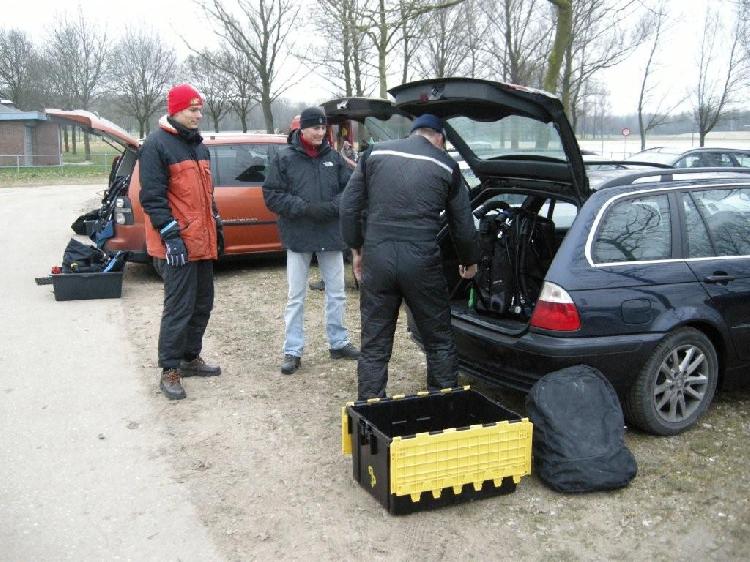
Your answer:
[452,317,664,395]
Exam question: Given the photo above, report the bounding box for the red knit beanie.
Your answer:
[167,83,204,116]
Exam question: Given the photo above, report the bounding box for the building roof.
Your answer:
[0,104,47,121]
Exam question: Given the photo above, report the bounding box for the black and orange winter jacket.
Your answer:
[139,115,218,261]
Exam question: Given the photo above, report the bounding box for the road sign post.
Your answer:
[622,127,631,158]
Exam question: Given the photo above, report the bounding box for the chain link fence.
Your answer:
[0,152,119,173]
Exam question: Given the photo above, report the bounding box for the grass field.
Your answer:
[0,143,117,188]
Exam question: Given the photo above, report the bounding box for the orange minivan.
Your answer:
[47,110,287,265]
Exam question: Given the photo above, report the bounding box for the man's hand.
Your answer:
[306,202,337,221]
[161,220,188,267]
[352,248,363,283]
[165,237,188,266]
[459,263,477,279]
[215,215,225,257]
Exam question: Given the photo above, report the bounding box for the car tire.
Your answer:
[624,328,718,436]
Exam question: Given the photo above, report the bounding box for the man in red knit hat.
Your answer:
[139,83,224,400]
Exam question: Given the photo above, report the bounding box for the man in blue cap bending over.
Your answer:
[340,114,479,400]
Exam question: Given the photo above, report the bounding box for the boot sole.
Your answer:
[180,369,221,377]
[329,353,360,360]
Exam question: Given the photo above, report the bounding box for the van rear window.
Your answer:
[211,144,280,186]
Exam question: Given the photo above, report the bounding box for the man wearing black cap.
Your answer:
[340,113,479,400]
[263,106,360,375]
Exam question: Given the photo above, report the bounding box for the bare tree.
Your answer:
[44,11,109,159]
[635,1,684,150]
[692,5,746,146]
[186,53,233,133]
[198,0,301,133]
[482,0,549,86]
[196,47,258,132]
[461,0,490,78]
[109,29,176,138]
[563,0,649,131]
[414,1,477,78]
[359,0,463,98]
[303,0,376,97]
[0,28,43,110]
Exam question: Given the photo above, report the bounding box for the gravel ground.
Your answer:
[119,254,750,561]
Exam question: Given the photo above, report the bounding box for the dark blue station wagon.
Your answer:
[385,78,750,436]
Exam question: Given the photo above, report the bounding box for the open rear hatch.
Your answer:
[46,109,141,256]
[320,97,412,148]
[44,109,140,150]
[389,78,589,205]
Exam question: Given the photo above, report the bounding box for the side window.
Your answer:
[212,143,279,187]
[539,200,577,229]
[593,194,672,263]
[682,194,713,258]
[691,188,750,256]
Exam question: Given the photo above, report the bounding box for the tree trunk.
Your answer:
[138,119,146,139]
[261,93,274,134]
[539,0,572,148]
[639,112,646,151]
[377,0,388,99]
[71,126,77,155]
[63,126,69,153]
[561,36,573,119]
[84,131,91,161]
[542,0,572,95]
[378,48,388,99]
[342,10,353,97]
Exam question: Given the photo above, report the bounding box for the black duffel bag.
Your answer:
[525,365,637,493]
[61,238,108,273]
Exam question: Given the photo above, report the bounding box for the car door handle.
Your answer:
[703,274,736,284]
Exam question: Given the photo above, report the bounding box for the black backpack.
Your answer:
[525,365,637,493]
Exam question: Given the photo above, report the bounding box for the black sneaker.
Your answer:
[160,368,186,400]
[180,356,221,377]
[280,354,301,375]
[330,343,360,360]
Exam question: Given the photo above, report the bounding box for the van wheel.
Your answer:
[152,257,165,280]
[624,328,718,436]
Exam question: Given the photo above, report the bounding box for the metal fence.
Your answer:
[0,152,119,172]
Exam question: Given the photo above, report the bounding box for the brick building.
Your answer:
[0,101,61,167]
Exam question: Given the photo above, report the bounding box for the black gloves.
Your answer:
[160,220,188,267]
[215,214,225,257]
[306,202,337,221]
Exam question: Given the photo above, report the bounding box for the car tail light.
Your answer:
[530,282,581,331]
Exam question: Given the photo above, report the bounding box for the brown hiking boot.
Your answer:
[180,356,221,377]
[160,368,186,400]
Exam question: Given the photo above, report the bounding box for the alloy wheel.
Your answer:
[652,343,709,425]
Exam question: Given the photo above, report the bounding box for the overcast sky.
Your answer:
[1,0,737,116]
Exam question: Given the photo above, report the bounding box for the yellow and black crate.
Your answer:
[342,386,532,515]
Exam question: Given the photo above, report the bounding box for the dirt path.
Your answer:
[122,253,750,561]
